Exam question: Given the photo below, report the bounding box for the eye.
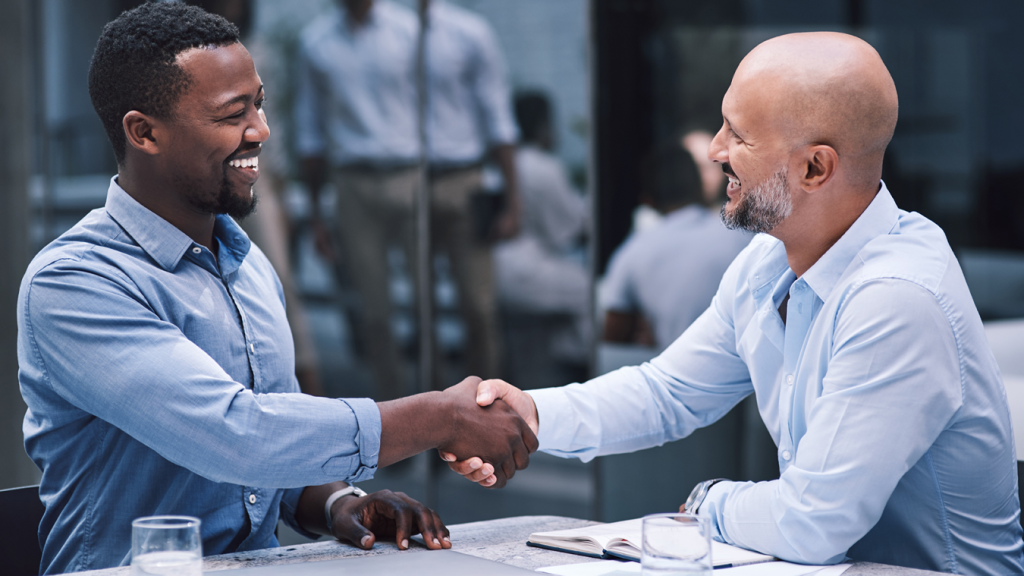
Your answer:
[255,96,265,111]
[728,128,743,142]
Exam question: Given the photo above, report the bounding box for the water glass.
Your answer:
[641,513,712,576]
[130,516,202,576]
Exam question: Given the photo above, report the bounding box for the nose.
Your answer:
[247,108,270,144]
[709,123,729,164]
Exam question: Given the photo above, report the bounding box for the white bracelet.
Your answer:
[324,485,367,531]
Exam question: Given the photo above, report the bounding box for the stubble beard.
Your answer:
[184,165,259,220]
[720,166,792,234]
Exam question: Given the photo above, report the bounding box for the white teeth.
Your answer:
[228,157,259,169]
[728,176,740,187]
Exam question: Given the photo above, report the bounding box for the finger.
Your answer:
[431,509,451,548]
[489,471,507,489]
[679,503,687,513]
[412,504,443,550]
[446,457,484,476]
[500,455,516,484]
[438,451,456,462]
[479,474,497,487]
[512,434,530,471]
[393,502,413,550]
[476,379,511,406]
[332,507,376,550]
[523,419,540,454]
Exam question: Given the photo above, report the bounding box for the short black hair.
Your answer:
[88,1,239,165]
[641,141,704,212]
[514,91,551,144]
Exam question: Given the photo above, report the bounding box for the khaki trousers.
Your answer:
[332,166,500,400]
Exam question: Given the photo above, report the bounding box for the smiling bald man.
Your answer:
[448,32,1024,574]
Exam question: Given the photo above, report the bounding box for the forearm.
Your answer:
[492,144,519,215]
[377,392,453,468]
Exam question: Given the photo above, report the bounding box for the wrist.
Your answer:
[325,485,367,531]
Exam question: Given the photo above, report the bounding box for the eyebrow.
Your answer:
[215,84,264,111]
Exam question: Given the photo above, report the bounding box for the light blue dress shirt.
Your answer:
[293,0,517,167]
[530,183,1024,574]
[424,0,518,165]
[294,1,420,166]
[18,179,382,574]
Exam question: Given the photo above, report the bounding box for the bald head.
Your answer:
[730,32,898,187]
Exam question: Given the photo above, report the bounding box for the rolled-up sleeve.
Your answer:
[468,23,518,145]
[23,261,381,489]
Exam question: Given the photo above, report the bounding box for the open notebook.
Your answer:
[528,518,774,568]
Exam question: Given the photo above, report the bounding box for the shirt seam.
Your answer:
[925,451,959,574]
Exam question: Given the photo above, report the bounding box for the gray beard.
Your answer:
[720,167,791,234]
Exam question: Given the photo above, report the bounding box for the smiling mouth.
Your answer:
[227,156,259,170]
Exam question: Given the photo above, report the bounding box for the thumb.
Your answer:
[333,510,376,550]
[476,379,511,406]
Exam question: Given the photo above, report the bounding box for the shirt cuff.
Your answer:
[698,479,735,544]
[329,398,380,482]
[526,387,576,452]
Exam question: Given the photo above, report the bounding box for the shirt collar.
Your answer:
[800,181,900,302]
[104,176,251,273]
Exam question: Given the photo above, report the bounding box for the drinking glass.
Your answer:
[130,515,202,576]
[641,513,712,576]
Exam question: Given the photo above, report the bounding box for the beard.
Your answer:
[720,166,791,233]
[182,165,259,220]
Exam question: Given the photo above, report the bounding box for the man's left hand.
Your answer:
[329,489,450,551]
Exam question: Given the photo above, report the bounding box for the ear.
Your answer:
[797,145,838,192]
[122,111,163,157]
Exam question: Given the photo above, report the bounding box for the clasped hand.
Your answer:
[440,379,539,487]
[436,377,539,488]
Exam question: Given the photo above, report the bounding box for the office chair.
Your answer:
[0,485,45,576]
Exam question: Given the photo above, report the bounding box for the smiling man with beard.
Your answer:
[446,32,1024,574]
[17,4,538,574]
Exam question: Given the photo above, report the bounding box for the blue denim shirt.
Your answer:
[532,183,1024,575]
[18,178,382,574]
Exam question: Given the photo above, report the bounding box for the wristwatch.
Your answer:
[324,485,368,531]
[684,478,728,514]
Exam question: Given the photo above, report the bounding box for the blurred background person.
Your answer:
[295,0,520,401]
[197,0,324,395]
[682,129,728,208]
[495,91,590,364]
[420,0,521,385]
[295,0,420,401]
[601,139,752,351]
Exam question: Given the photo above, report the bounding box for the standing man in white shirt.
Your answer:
[445,32,1024,574]
[295,0,518,399]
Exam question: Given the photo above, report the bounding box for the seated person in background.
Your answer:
[18,4,535,574]
[602,139,751,350]
[449,31,1024,574]
[494,91,591,362]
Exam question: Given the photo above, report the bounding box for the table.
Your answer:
[74,515,943,575]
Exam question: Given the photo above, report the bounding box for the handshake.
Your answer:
[376,376,539,488]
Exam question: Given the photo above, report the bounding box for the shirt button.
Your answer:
[249,494,257,504]
[192,247,201,254]
[786,374,794,385]
[782,450,792,461]
[249,343,255,353]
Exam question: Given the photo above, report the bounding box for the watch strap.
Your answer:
[324,485,367,531]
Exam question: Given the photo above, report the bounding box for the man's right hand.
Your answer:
[435,378,538,488]
[440,379,538,487]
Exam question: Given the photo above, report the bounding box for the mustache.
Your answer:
[721,162,737,179]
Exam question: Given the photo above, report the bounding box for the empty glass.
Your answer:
[130,516,202,576]
[641,513,712,576]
